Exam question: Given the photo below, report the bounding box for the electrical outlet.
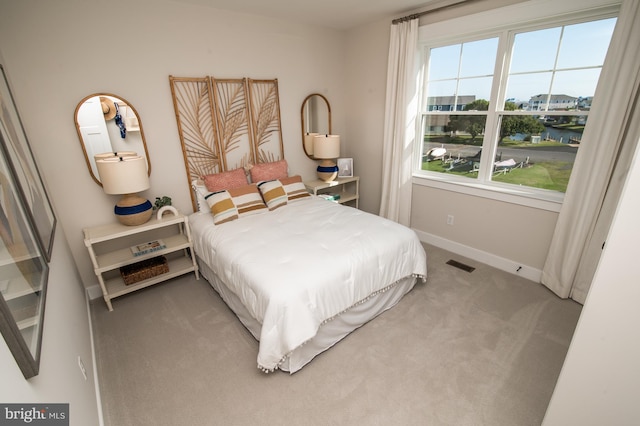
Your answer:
[447,215,454,225]
[77,356,87,381]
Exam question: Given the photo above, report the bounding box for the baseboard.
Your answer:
[84,289,105,426]
[86,284,103,300]
[413,229,542,283]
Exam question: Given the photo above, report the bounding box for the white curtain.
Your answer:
[541,0,640,304]
[379,18,419,226]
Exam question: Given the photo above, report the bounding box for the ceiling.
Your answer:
[168,0,445,30]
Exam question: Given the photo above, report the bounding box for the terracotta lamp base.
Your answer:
[114,193,153,226]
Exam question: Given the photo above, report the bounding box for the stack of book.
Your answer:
[131,239,166,257]
[318,193,341,202]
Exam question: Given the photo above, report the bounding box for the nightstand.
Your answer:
[83,212,199,311]
[304,176,359,208]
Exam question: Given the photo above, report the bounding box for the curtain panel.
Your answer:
[541,0,640,303]
[379,18,419,226]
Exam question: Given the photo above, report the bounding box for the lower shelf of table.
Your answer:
[335,192,358,204]
[102,256,197,301]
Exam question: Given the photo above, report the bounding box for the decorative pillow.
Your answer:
[191,180,210,213]
[230,185,268,217]
[204,168,249,192]
[249,159,288,183]
[205,191,239,224]
[206,184,267,224]
[257,180,287,211]
[279,175,311,202]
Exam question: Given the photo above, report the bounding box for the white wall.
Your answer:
[411,184,558,273]
[0,46,99,424]
[542,136,640,425]
[0,228,101,424]
[345,18,391,214]
[0,0,348,292]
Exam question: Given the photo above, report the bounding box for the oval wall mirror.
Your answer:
[301,93,331,159]
[74,93,151,186]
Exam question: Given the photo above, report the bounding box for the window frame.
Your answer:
[412,1,619,212]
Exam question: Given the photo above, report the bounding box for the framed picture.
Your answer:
[0,131,49,378]
[0,65,56,261]
[337,157,353,177]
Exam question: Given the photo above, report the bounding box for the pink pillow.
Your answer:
[249,160,288,182]
[204,168,248,192]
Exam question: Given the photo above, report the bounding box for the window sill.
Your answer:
[412,172,563,213]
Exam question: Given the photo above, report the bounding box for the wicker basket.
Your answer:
[120,256,169,285]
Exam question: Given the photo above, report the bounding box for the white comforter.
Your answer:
[189,196,427,372]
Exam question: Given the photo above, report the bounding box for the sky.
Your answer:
[427,17,617,103]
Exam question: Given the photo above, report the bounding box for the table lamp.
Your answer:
[96,155,152,226]
[313,134,340,182]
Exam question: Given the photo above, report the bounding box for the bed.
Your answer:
[169,77,426,373]
[188,175,427,373]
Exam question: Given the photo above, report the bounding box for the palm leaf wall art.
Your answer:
[247,79,284,164]
[169,76,219,178]
[211,78,254,171]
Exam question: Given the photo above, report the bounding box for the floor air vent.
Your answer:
[446,259,475,273]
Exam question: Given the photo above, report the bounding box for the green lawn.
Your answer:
[553,123,585,132]
[423,136,573,192]
[493,162,570,192]
[422,160,571,192]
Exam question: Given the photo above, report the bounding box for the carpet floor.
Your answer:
[91,243,581,426]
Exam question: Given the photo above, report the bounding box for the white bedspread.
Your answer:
[189,196,427,372]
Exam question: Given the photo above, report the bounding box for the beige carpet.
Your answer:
[91,244,581,426]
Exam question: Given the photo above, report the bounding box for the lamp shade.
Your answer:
[96,155,150,195]
[304,132,318,156]
[313,134,340,159]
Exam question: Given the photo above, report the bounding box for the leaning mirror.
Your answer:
[0,132,49,378]
[301,93,331,159]
[74,93,151,185]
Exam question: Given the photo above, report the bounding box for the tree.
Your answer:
[499,100,545,141]
[465,99,490,111]
[500,116,545,140]
[460,99,489,142]
[504,101,517,111]
[466,122,484,141]
[446,99,544,144]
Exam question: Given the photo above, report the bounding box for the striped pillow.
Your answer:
[205,191,239,224]
[257,180,287,210]
[229,184,267,217]
[280,175,311,202]
[206,184,267,224]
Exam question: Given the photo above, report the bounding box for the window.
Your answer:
[417,12,617,200]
